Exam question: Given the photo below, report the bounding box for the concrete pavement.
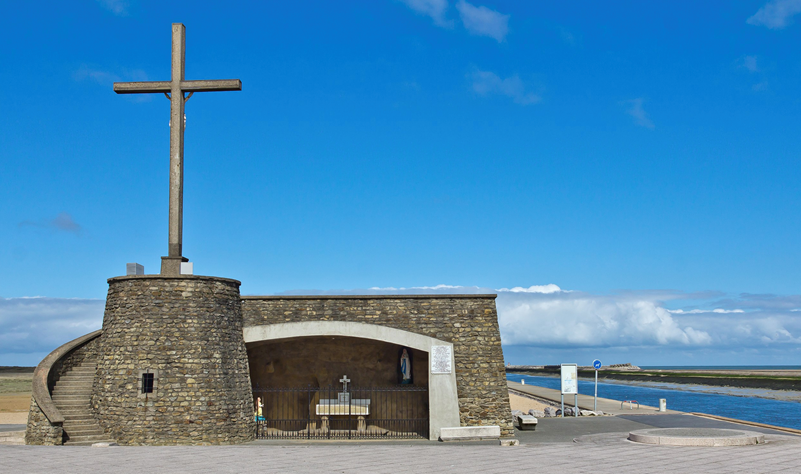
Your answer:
[2,431,801,473]
[3,383,801,473]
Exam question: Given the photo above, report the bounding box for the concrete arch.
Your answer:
[243,321,460,440]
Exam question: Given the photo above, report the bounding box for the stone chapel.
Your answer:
[25,23,513,445]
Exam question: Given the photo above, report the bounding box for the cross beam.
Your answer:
[113,23,241,275]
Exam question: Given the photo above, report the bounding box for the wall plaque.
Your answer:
[431,345,453,374]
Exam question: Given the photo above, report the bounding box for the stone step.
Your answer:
[55,379,94,386]
[52,392,92,397]
[55,380,93,385]
[53,400,90,407]
[57,411,92,418]
[63,414,95,421]
[58,405,91,410]
[55,386,92,391]
[65,434,113,444]
[64,420,100,433]
[53,392,90,398]
[66,428,105,437]
[64,439,116,446]
[0,431,25,446]
[52,394,92,400]
[57,408,92,413]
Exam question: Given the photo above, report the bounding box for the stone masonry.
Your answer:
[241,295,514,437]
[92,275,254,445]
[24,396,63,446]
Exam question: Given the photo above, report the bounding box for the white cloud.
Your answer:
[399,0,453,27]
[277,285,801,356]
[0,297,104,365]
[470,69,541,105]
[73,65,148,86]
[497,291,712,347]
[622,98,654,129]
[737,56,770,92]
[747,0,801,29]
[740,55,760,73]
[96,0,129,16]
[497,284,563,294]
[9,285,801,366]
[19,212,82,235]
[455,0,510,42]
[73,65,120,85]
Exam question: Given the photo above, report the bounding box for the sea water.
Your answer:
[507,374,801,430]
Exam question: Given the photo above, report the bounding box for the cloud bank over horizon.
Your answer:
[3,285,800,367]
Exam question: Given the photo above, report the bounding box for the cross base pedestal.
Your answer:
[161,256,189,276]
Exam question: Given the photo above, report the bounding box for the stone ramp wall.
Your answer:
[241,295,513,437]
[25,331,101,445]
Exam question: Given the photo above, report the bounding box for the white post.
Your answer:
[574,394,578,417]
[594,369,598,411]
[561,394,564,418]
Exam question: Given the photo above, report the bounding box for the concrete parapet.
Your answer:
[439,425,501,441]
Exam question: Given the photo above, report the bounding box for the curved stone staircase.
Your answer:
[51,360,115,446]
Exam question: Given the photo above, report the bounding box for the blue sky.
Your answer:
[1,0,800,366]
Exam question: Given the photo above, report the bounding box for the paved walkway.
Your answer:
[508,380,683,415]
[4,385,801,473]
[3,433,801,473]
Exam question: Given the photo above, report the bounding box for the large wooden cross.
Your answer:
[113,23,241,275]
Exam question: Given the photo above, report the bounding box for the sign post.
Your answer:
[560,364,578,417]
[592,359,602,411]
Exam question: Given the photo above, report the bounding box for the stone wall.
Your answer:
[241,295,513,437]
[25,396,63,445]
[93,275,254,445]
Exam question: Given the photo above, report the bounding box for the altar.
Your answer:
[315,376,371,432]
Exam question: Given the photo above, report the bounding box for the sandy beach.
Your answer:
[0,367,33,425]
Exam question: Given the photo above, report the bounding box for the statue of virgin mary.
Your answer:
[400,348,412,384]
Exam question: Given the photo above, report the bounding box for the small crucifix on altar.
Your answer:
[113,23,241,275]
[338,375,351,404]
[339,375,351,392]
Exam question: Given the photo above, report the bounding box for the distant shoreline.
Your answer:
[0,367,35,373]
[506,365,801,392]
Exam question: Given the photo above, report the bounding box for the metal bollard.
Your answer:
[659,399,666,412]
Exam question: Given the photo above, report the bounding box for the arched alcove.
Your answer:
[243,321,460,440]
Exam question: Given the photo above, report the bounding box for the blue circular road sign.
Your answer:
[593,359,602,370]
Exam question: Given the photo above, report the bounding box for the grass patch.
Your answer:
[0,378,33,394]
